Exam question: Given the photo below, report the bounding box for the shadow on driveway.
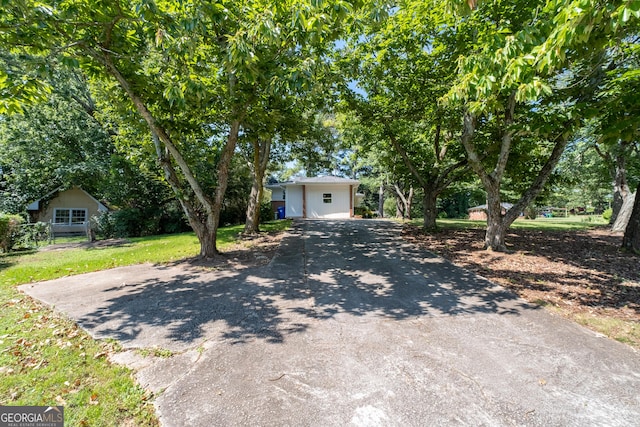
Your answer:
[20,220,640,426]
[37,220,535,350]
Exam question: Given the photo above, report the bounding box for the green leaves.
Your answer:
[0,69,52,115]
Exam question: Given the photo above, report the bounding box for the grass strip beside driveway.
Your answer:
[0,220,291,426]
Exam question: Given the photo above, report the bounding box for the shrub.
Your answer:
[354,206,376,218]
[111,208,155,237]
[95,206,190,238]
[383,198,397,218]
[14,222,50,250]
[159,202,190,234]
[260,201,274,223]
[0,213,24,253]
[602,208,613,222]
[94,209,159,238]
[93,212,116,238]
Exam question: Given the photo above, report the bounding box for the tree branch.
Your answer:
[492,90,516,181]
[385,125,429,189]
[504,126,572,225]
[97,51,215,214]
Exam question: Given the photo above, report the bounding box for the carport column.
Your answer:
[349,184,353,218]
[302,185,307,218]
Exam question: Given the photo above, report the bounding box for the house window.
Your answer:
[322,193,332,204]
[54,208,87,225]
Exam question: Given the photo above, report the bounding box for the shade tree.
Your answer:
[1,0,367,258]
[440,0,640,251]
[338,1,470,230]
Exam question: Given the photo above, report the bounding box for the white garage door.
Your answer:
[306,185,351,219]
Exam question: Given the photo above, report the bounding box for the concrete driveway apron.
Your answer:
[20,219,640,426]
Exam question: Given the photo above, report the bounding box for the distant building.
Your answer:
[266,176,363,219]
[26,186,109,234]
[467,203,514,221]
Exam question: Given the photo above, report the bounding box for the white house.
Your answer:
[267,176,362,219]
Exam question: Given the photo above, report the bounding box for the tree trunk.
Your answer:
[622,183,640,254]
[613,190,636,232]
[244,180,262,234]
[609,146,630,226]
[386,125,466,229]
[392,182,412,220]
[207,119,241,258]
[485,216,509,252]
[395,197,403,218]
[484,184,509,251]
[423,190,438,231]
[378,182,385,218]
[460,109,511,251]
[244,138,271,235]
[406,187,414,220]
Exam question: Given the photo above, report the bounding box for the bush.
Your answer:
[94,209,160,238]
[260,201,274,223]
[95,205,190,239]
[383,198,397,218]
[602,208,613,222]
[14,222,50,250]
[94,211,116,238]
[0,213,24,253]
[115,208,160,237]
[354,206,376,218]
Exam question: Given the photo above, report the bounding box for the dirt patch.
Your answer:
[180,230,287,270]
[403,225,640,345]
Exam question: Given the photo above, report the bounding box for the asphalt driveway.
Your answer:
[20,219,640,426]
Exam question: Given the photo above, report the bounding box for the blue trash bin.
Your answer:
[277,206,285,219]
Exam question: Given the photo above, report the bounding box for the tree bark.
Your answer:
[208,119,241,257]
[423,189,438,231]
[392,183,413,220]
[622,183,640,254]
[387,129,466,232]
[151,132,217,257]
[608,143,631,226]
[244,138,271,235]
[483,181,508,251]
[613,190,636,232]
[378,182,385,218]
[460,108,510,250]
[395,196,403,218]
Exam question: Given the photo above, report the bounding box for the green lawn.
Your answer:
[0,220,291,426]
[408,215,608,231]
[1,220,291,287]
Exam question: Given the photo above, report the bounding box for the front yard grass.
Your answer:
[0,220,291,286]
[0,220,291,426]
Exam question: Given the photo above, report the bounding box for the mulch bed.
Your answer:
[402,225,640,325]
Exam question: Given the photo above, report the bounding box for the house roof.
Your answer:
[270,176,360,187]
[26,186,109,212]
[468,202,514,212]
